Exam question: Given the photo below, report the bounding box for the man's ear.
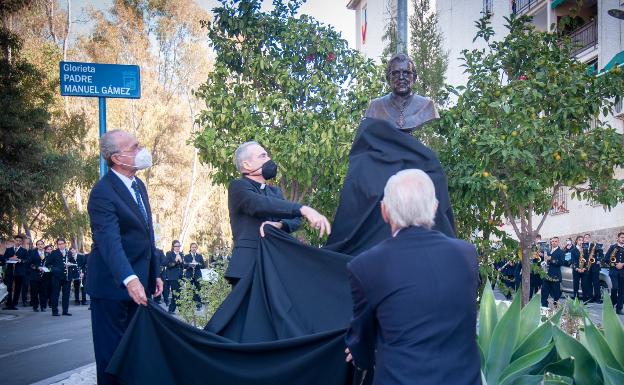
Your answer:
[380,201,390,224]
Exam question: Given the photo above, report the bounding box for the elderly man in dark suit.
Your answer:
[345,169,481,385]
[226,141,331,286]
[87,129,163,385]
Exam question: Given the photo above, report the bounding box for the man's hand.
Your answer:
[260,221,283,237]
[154,277,164,297]
[300,206,332,238]
[617,262,624,270]
[345,347,353,363]
[126,278,148,306]
[8,256,18,261]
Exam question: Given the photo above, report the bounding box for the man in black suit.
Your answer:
[226,141,331,286]
[1,234,29,310]
[28,239,49,312]
[75,249,88,305]
[583,233,604,303]
[344,169,481,385]
[541,237,566,307]
[184,242,205,310]
[87,129,162,385]
[604,232,624,314]
[48,238,77,316]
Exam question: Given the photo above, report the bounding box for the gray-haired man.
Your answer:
[226,141,331,286]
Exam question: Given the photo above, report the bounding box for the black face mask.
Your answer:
[245,159,278,180]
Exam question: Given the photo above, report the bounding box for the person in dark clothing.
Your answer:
[541,237,567,307]
[28,240,49,312]
[164,240,184,314]
[1,234,29,310]
[48,238,78,316]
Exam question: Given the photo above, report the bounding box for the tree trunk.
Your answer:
[180,148,199,244]
[521,235,532,306]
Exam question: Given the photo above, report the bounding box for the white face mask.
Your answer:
[116,148,153,170]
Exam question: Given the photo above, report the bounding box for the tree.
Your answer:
[381,0,398,59]
[409,0,448,106]
[194,0,384,227]
[434,14,624,305]
[0,0,71,238]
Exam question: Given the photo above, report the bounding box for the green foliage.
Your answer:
[434,14,624,305]
[479,281,624,384]
[409,0,448,106]
[0,8,74,237]
[381,1,398,60]
[194,0,384,226]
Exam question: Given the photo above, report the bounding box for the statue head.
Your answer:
[385,53,416,97]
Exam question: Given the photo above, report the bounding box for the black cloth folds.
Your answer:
[326,118,455,255]
[107,118,455,385]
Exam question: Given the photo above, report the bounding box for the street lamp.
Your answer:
[608,9,624,20]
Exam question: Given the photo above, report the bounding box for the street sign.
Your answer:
[60,61,141,99]
[59,60,142,178]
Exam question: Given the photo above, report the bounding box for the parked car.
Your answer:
[561,251,611,295]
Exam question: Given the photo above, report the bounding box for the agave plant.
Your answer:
[478,281,624,384]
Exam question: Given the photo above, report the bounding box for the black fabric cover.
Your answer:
[107,118,456,385]
[326,118,455,255]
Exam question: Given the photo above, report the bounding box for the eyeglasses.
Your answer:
[174,245,181,248]
[390,70,414,79]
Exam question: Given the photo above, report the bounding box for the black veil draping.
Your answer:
[107,118,455,385]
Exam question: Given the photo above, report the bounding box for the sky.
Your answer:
[68,0,356,48]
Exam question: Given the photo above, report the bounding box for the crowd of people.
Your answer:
[496,232,624,314]
[1,235,87,315]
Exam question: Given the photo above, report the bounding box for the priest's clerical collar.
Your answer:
[244,176,266,189]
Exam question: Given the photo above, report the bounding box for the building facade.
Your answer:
[348,0,624,245]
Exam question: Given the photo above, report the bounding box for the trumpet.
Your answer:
[611,255,617,264]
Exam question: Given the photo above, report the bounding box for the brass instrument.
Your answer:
[532,250,542,263]
[588,243,597,269]
[611,255,617,264]
[578,247,586,271]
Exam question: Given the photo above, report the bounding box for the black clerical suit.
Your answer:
[541,247,566,307]
[346,226,481,385]
[226,176,302,284]
[184,252,205,307]
[164,251,184,313]
[48,248,78,315]
[28,249,50,311]
[604,243,624,312]
[1,245,29,308]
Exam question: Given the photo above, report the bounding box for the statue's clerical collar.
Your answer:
[364,93,439,132]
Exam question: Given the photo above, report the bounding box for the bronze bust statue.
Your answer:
[364,53,439,131]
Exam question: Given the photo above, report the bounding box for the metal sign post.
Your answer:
[60,61,141,178]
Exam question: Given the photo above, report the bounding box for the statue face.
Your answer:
[388,60,415,97]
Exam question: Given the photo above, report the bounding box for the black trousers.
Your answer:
[610,270,624,311]
[161,279,170,303]
[90,298,138,385]
[589,264,602,301]
[30,277,49,310]
[167,279,180,312]
[529,274,542,299]
[72,279,86,302]
[21,275,30,305]
[4,273,23,307]
[51,276,71,314]
[541,280,561,307]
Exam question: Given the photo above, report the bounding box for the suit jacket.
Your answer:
[86,171,159,300]
[569,247,582,270]
[546,247,566,280]
[184,252,205,279]
[345,226,481,385]
[1,246,29,276]
[47,249,77,280]
[604,244,624,273]
[163,251,184,281]
[226,177,302,279]
[28,249,48,281]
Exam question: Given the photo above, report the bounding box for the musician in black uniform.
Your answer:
[43,244,53,308]
[541,237,566,307]
[21,237,33,307]
[154,248,166,304]
[164,240,184,314]
[74,248,88,305]
[604,232,624,314]
[583,233,604,303]
[226,141,331,286]
[570,236,591,301]
[1,234,29,310]
[47,238,78,316]
[28,240,50,312]
[184,242,205,310]
[529,235,544,299]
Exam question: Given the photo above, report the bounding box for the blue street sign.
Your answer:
[60,61,141,99]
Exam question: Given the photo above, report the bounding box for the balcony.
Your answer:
[512,0,546,16]
[567,20,597,56]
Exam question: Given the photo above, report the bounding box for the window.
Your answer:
[549,186,569,215]
[483,0,493,14]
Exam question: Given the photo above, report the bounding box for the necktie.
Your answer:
[131,180,149,224]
